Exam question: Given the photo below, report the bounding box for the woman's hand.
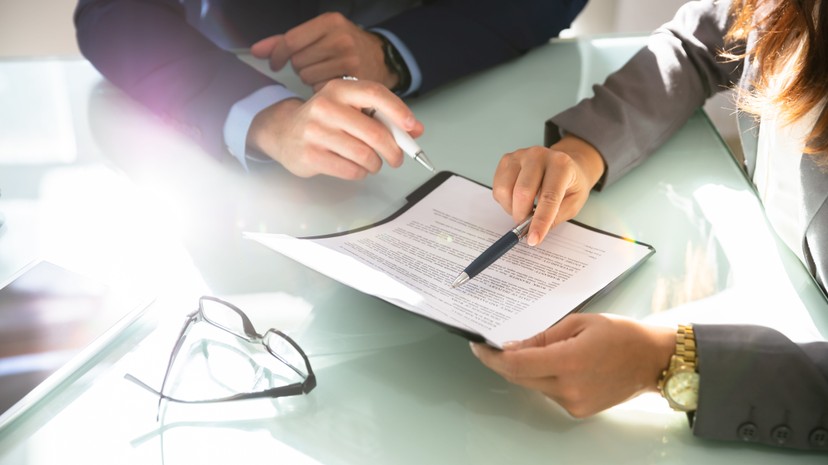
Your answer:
[492,135,605,246]
[471,313,675,418]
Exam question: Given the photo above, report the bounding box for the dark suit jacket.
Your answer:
[74,0,586,162]
[545,0,828,451]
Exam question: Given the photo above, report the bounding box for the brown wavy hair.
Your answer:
[725,0,828,155]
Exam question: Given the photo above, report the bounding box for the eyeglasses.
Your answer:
[125,296,316,419]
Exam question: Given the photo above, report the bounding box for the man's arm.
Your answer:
[74,0,280,161]
[375,0,588,95]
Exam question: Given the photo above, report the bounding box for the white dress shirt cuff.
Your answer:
[224,84,300,171]
[369,28,421,97]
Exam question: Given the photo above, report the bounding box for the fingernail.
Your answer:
[527,232,538,247]
[502,341,521,350]
[405,116,417,130]
[469,342,480,357]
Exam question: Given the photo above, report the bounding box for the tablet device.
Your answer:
[0,261,153,423]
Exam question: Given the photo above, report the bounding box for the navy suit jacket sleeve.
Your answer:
[75,0,587,161]
[75,0,278,161]
[376,0,587,95]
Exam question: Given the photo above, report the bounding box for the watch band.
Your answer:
[676,324,697,366]
[374,33,411,94]
[658,324,699,412]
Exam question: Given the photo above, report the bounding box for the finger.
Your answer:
[297,57,353,89]
[472,343,565,381]
[289,36,339,73]
[289,148,368,180]
[330,79,421,133]
[252,35,291,71]
[311,90,405,167]
[525,154,573,246]
[492,152,522,215]
[281,13,338,56]
[250,35,279,58]
[511,152,546,225]
[317,123,385,173]
[519,314,587,349]
[311,80,422,167]
[290,25,374,79]
[361,89,420,135]
[348,116,405,168]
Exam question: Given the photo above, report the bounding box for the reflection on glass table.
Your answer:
[0,261,149,421]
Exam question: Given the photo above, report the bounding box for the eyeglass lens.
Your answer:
[200,297,251,339]
[264,331,308,379]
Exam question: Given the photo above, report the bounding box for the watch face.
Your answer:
[665,370,699,411]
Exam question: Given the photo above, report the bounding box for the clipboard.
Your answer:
[246,171,655,348]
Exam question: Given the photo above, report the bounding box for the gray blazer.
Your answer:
[546,0,828,451]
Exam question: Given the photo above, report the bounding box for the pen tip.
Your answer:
[451,272,469,288]
[415,151,435,172]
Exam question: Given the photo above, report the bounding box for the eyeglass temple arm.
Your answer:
[155,311,199,419]
[124,373,311,404]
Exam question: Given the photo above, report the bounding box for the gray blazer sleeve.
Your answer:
[694,324,828,450]
[543,0,828,451]
[545,0,740,188]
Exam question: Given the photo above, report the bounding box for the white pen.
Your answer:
[362,107,434,172]
[341,75,434,172]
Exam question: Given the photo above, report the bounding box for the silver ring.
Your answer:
[341,75,359,81]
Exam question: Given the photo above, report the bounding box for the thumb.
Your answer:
[519,314,587,349]
[251,35,290,70]
[250,35,279,57]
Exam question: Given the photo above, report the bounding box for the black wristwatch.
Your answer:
[374,33,411,94]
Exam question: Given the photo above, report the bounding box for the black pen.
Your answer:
[451,215,533,288]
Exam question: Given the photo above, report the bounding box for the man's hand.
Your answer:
[471,314,675,418]
[246,79,422,180]
[492,135,605,246]
[251,12,397,91]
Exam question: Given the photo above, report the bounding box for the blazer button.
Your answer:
[737,422,758,442]
[770,425,792,445]
[809,428,828,447]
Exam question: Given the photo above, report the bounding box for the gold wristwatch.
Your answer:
[657,324,699,412]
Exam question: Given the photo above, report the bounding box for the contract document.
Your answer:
[246,172,654,348]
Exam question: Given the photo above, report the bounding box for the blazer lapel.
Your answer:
[739,107,828,295]
[737,112,759,177]
[800,154,828,295]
